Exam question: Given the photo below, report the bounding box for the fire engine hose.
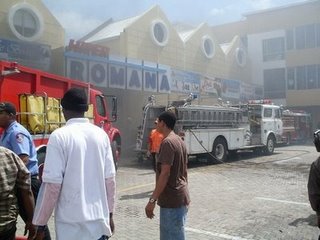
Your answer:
[187,129,225,164]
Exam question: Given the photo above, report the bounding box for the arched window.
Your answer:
[8,3,43,41]
[150,19,169,47]
[235,47,247,67]
[201,35,215,59]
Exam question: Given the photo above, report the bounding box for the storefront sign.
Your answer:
[171,69,200,94]
[65,52,171,93]
[89,61,108,87]
[67,39,109,57]
[240,82,255,101]
[221,79,240,99]
[0,38,51,71]
[200,75,222,97]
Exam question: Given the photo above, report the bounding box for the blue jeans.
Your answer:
[160,206,188,240]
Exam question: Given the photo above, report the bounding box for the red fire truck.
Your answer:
[281,109,311,144]
[0,61,121,168]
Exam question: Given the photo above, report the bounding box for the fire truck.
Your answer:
[0,61,121,168]
[135,96,283,163]
[281,109,311,144]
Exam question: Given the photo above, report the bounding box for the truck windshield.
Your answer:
[250,105,262,118]
[248,105,262,121]
[264,108,273,118]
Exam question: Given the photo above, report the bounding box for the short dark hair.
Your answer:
[158,111,176,130]
[61,88,88,112]
[0,102,16,115]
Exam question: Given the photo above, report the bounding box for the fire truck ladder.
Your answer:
[174,104,245,129]
[136,95,166,152]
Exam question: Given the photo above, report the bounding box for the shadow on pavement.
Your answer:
[119,190,153,200]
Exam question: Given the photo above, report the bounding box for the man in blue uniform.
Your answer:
[0,102,38,175]
[0,101,51,240]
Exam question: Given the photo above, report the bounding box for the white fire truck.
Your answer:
[135,96,283,163]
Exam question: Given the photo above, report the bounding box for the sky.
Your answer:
[42,0,309,41]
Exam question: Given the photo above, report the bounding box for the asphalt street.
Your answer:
[17,144,320,239]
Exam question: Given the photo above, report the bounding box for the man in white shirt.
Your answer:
[33,88,116,240]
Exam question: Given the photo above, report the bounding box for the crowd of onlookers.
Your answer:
[0,88,190,240]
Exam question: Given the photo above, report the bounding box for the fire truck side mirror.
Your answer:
[314,130,320,152]
[104,95,117,122]
[111,96,117,122]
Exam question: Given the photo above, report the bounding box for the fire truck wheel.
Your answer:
[265,136,275,155]
[212,138,227,163]
[111,140,119,170]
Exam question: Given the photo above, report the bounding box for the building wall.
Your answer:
[247,29,286,86]
[184,24,226,78]
[245,1,320,34]
[0,0,65,74]
[224,36,252,83]
[211,21,247,44]
[212,0,320,129]
[96,38,122,56]
[286,48,320,66]
[122,6,185,70]
[287,89,319,106]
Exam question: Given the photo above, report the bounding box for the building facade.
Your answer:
[3,1,318,155]
[66,5,258,155]
[0,0,65,74]
[212,0,320,128]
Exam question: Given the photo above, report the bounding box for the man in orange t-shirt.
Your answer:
[148,120,164,171]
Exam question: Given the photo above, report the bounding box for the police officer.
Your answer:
[0,102,38,176]
[0,101,51,240]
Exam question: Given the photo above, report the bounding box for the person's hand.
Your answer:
[24,221,37,240]
[110,215,115,234]
[146,151,151,158]
[145,202,156,219]
[34,231,45,240]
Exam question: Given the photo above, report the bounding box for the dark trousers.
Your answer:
[0,223,16,240]
[98,236,109,240]
[18,175,52,240]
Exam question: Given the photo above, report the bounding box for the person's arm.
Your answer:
[19,187,37,239]
[147,133,153,157]
[14,150,37,239]
[33,182,61,240]
[9,131,31,165]
[150,163,171,200]
[33,182,61,225]
[105,176,116,233]
[19,153,29,165]
[145,163,171,219]
[33,133,64,239]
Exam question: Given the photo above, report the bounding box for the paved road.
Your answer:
[17,144,320,239]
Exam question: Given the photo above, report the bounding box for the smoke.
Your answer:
[246,0,273,10]
[210,8,226,17]
[53,11,102,41]
[43,0,309,40]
